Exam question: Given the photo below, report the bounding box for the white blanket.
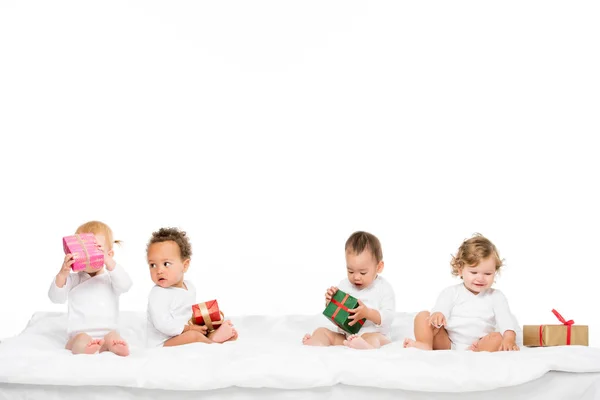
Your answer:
[1,311,600,393]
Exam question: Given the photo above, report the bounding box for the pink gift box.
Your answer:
[62,234,104,271]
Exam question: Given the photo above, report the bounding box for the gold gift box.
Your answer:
[523,324,589,347]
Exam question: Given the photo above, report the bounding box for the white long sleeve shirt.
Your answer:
[146,280,196,347]
[48,264,133,338]
[336,275,396,338]
[432,283,517,349]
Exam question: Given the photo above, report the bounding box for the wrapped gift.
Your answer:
[189,300,224,331]
[323,289,366,335]
[523,309,589,347]
[62,234,104,271]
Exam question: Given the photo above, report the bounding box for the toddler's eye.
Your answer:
[485,273,492,276]
[470,271,477,274]
[149,263,156,268]
[164,262,171,267]
[360,272,367,276]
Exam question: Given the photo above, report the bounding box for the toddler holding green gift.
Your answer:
[146,227,238,347]
[303,231,396,350]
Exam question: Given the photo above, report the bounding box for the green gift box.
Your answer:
[323,289,366,335]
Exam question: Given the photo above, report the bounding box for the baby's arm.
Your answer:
[367,285,396,327]
[108,264,133,295]
[429,286,457,327]
[48,254,81,303]
[492,290,519,350]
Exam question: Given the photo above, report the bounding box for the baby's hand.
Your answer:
[428,312,447,329]
[325,286,338,305]
[59,254,75,276]
[55,254,75,288]
[348,299,369,326]
[189,324,209,335]
[499,337,520,351]
[97,244,116,271]
[104,253,116,271]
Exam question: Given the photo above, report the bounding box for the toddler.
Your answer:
[48,221,132,356]
[403,234,519,352]
[146,227,237,347]
[303,231,396,350]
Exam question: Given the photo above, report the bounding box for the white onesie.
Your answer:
[48,264,133,339]
[335,275,396,338]
[431,283,517,350]
[146,280,197,347]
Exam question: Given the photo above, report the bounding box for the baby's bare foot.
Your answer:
[209,320,235,343]
[302,334,312,345]
[402,338,432,350]
[84,339,104,354]
[109,340,130,357]
[343,335,374,350]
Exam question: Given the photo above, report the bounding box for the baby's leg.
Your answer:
[100,331,130,357]
[470,332,503,352]
[403,311,451,350]
[344,333,391,350]
[65,333,104,355]
[302,327,346,347]
[207,320,237,344]
[164,330,214,347]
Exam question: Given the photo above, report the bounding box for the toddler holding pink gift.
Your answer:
[146,227,237,347]
[48,221,133,356]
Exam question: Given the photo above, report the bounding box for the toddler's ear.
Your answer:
[183,259,190,272]
[377,261,384,274]
[108,249,114,257]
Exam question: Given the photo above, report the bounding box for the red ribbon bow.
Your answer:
[539,309,574,346]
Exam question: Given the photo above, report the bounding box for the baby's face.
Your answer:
[147,241,189,288]
[460,256,497,294]
[345,249,383,289]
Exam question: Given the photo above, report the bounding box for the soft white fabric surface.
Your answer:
[1,311,600,393]
[2,372,600,400]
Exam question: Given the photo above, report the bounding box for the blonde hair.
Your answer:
[345,231,383,263]
[451,233,503,276]
[75,221,120,250]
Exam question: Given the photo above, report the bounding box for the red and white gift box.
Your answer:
[62,234,104,271]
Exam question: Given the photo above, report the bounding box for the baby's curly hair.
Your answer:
[451,233,503,276]
[147,227,192,260]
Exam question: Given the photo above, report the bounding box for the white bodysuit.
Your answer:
[432,283,517,350]
[335,275,396,338]
[48,264,133,339]
[146,280,197,347]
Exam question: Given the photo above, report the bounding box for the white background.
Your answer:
[1,1,598,345]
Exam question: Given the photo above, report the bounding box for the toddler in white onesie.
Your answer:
[303,231,396,350]
[145,227,238,347]
[403,233,519,352]
[48,221,132,356]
